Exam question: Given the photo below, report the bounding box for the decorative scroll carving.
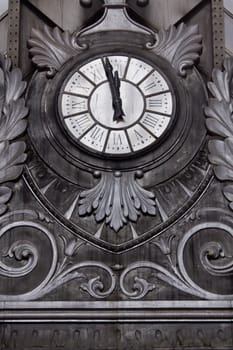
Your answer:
[205,57,233,209]
[120,219,233,300]
[0,54,28,215]
[0,211,116,300]
[78,171,156,232]
[28,26,82,77]
[148,23,202,77]
[200,241,233,276]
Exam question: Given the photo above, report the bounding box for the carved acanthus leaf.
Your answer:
[150,23,202,77]
[78,172,156,232]
[28,25,80,76]
[0,54,28,215]
[205,57,233,208]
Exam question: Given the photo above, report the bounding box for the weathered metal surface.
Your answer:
[2,1,232,349]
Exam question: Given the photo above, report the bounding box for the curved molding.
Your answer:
[148,23,202,77]
[205,57,233,209]
[0,54,28,215]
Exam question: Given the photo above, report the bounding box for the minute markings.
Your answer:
[141,89,171,99]
[63,92,89,99]
[63,110,89,119]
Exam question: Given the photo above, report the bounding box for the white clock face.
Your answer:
[60,55,175,156]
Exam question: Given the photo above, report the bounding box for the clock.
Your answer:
[58,54,175,156]
[26,0,207,249]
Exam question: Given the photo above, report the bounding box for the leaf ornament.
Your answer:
[150,23,202,77]
[0,53,28,215]
[28,25,81,77]
[78,172,156,232]
[205,57,233,209]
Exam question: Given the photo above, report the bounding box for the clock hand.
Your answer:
[103,57,125,122]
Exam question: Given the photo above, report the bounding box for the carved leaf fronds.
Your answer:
[0,240,38,277]
[28,25,79,76]
[205,57,233,209]
[151,23,202,77]
[0,53,28,216]
[78,172,156,232]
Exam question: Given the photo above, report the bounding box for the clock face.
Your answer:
[59,55,176,156]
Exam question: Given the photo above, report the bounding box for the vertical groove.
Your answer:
[7,0,20,67]
[211,0,225,68]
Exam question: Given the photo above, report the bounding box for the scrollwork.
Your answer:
[200,241,233,276]
[120,220,233,300]
[0,54,28,215]
[0,212,116,300]
[78,171,156,232]
[0,239,38,278]
[148,23,202,77]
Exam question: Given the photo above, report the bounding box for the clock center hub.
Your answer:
[90,81,144,129]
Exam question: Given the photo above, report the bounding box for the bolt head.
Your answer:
[80,0,92,8]
[137,0,149,7]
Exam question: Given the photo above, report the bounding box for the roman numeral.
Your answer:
[144,81,157,91]
[71,100,86,111]
[89,69,104,83]
[90,126,105,142]
[142,114,159,128]
[148,98,162,108]
[134,129,144,142]
[77,114,91,128]
[113,133,123,146]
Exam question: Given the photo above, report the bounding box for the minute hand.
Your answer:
[103,58,125,122]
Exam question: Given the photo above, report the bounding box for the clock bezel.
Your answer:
[57,52,177,158]
[27,41,206,184]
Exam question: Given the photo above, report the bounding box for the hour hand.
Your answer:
[103,57,125,122]
[113,71,125,122]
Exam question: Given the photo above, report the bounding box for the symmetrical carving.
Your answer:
[205,57,233,209]
[149,23,202,77]
[0,54,28,215]
[120,214,233,300]
[28,26,81,77]
[78,171,156,232]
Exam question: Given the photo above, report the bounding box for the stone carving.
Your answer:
[0,211,116,300]
[28,25,81,77]
[0,54,28,216]
[78,171,156,232]
[120,219,233,300]
[149,23,202,77]
[205,57,233,209]
[200,241,233,276]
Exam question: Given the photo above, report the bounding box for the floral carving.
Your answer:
[28,25,82,77]
[205,57,233,209]
[0,54,28,215]
[78,171,156,232]
[149,23,202,77]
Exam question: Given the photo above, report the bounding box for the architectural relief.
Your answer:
[0,1,233,347]
[0,53,28,215]
[205,57,233,210]
[78,171,156,232]
[149,23,203,77]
